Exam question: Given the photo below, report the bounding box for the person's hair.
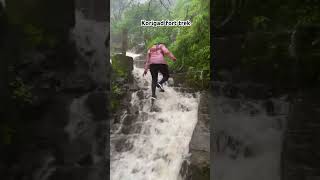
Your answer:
[154,42,166,46]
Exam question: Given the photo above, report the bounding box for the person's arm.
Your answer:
[143,49,151,75]
[161,45,177,61]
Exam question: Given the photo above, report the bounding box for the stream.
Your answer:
[211,83,289,180]
[110,52,200,180]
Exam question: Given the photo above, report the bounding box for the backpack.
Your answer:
[148,43,165,60]
[155,43,165,56]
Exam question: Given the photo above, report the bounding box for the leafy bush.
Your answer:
[111,0,210,90]
[9,77,33,104]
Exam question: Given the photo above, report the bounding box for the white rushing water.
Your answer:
[0,0,5,7]
[111,52,200,180]
[72,10,108,85]
[212,95,289,180]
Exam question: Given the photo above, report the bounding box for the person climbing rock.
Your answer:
[143,43,177,100]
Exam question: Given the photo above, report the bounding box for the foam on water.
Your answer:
[111,53,199,180]
[212,96,288,180]
[72,10,108,85]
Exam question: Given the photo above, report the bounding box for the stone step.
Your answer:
[172,87,197,93]
[199,107,209,113]
[133,60,145,68]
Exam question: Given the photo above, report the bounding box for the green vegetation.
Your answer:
[213,0,320,88]
[111,54,132,79]
[0,124,16,145]
[110,54,133,113]
[23,24,58,49]
[9,77,33,105]
[111,0,210,89]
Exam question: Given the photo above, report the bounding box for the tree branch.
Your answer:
[216,0,237,28]
[159,0,172,15]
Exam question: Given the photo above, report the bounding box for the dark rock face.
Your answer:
[111,54,134,87]
[214,36,243,71]
[282,90,320,180]
[85,91,109,121]
[7,0,75,32]
[0,1,110,180]
[115,138,133,152]
[75,0,108,22]
[182,92,210,180]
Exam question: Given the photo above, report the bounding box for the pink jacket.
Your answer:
[144,44,176,70]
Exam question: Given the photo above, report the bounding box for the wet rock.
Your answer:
[76,0,108,22]
[264,99,275,116]
[62,138,92,165]
[77,154,93,166]
[62,72,95,92]
[121,123,142,134]
[140,112,149,121]
[214,36,242,72]
[127,103,139,115]
[282,89,320,180]
[243,144,257,158]
[137,90,144,99]
[249,108,260,116]
[177,103,190,112]
[217,69,233,82]
[49,167,90,180]
[167,78,174,86]
[122,114,137,126]
[272,117,284,130]
[115,139,133,152]
[150,104,161,112]
[186,92,210,179]
[85,91,108,121]
[223,84,239,98]
[111,54,133,78]
[132,168,139,174]
[179,160,190,179]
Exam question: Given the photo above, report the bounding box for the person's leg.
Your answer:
[158,64,169,85]
[149,64,159,98]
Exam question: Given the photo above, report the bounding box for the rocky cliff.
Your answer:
[0,1,110,180]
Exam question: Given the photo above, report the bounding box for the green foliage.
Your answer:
[252,16,270,30]
[212,0,320,87]
[169,0,210,87]
[111,83,122,112]
[0,124,16,145]
[111,0,210,89]
[9,77,33,104]
[111,55,131,79]
[110,54,132,112]
[112,83,122,96]
[23,24,58,49]
[24,24,43,46]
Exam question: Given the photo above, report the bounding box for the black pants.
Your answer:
[149,64,169,97]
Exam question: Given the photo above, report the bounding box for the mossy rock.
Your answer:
[111,54,133,79]
[189,164,210,180]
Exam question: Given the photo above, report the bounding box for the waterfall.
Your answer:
[0,0,5,7]
[72,10,109,86]
[212,94,289,180]
[289,29,297,58]
[111,52,200,180]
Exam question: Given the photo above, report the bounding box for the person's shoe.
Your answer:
[157,83,165,92]
[151,95,157,100]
